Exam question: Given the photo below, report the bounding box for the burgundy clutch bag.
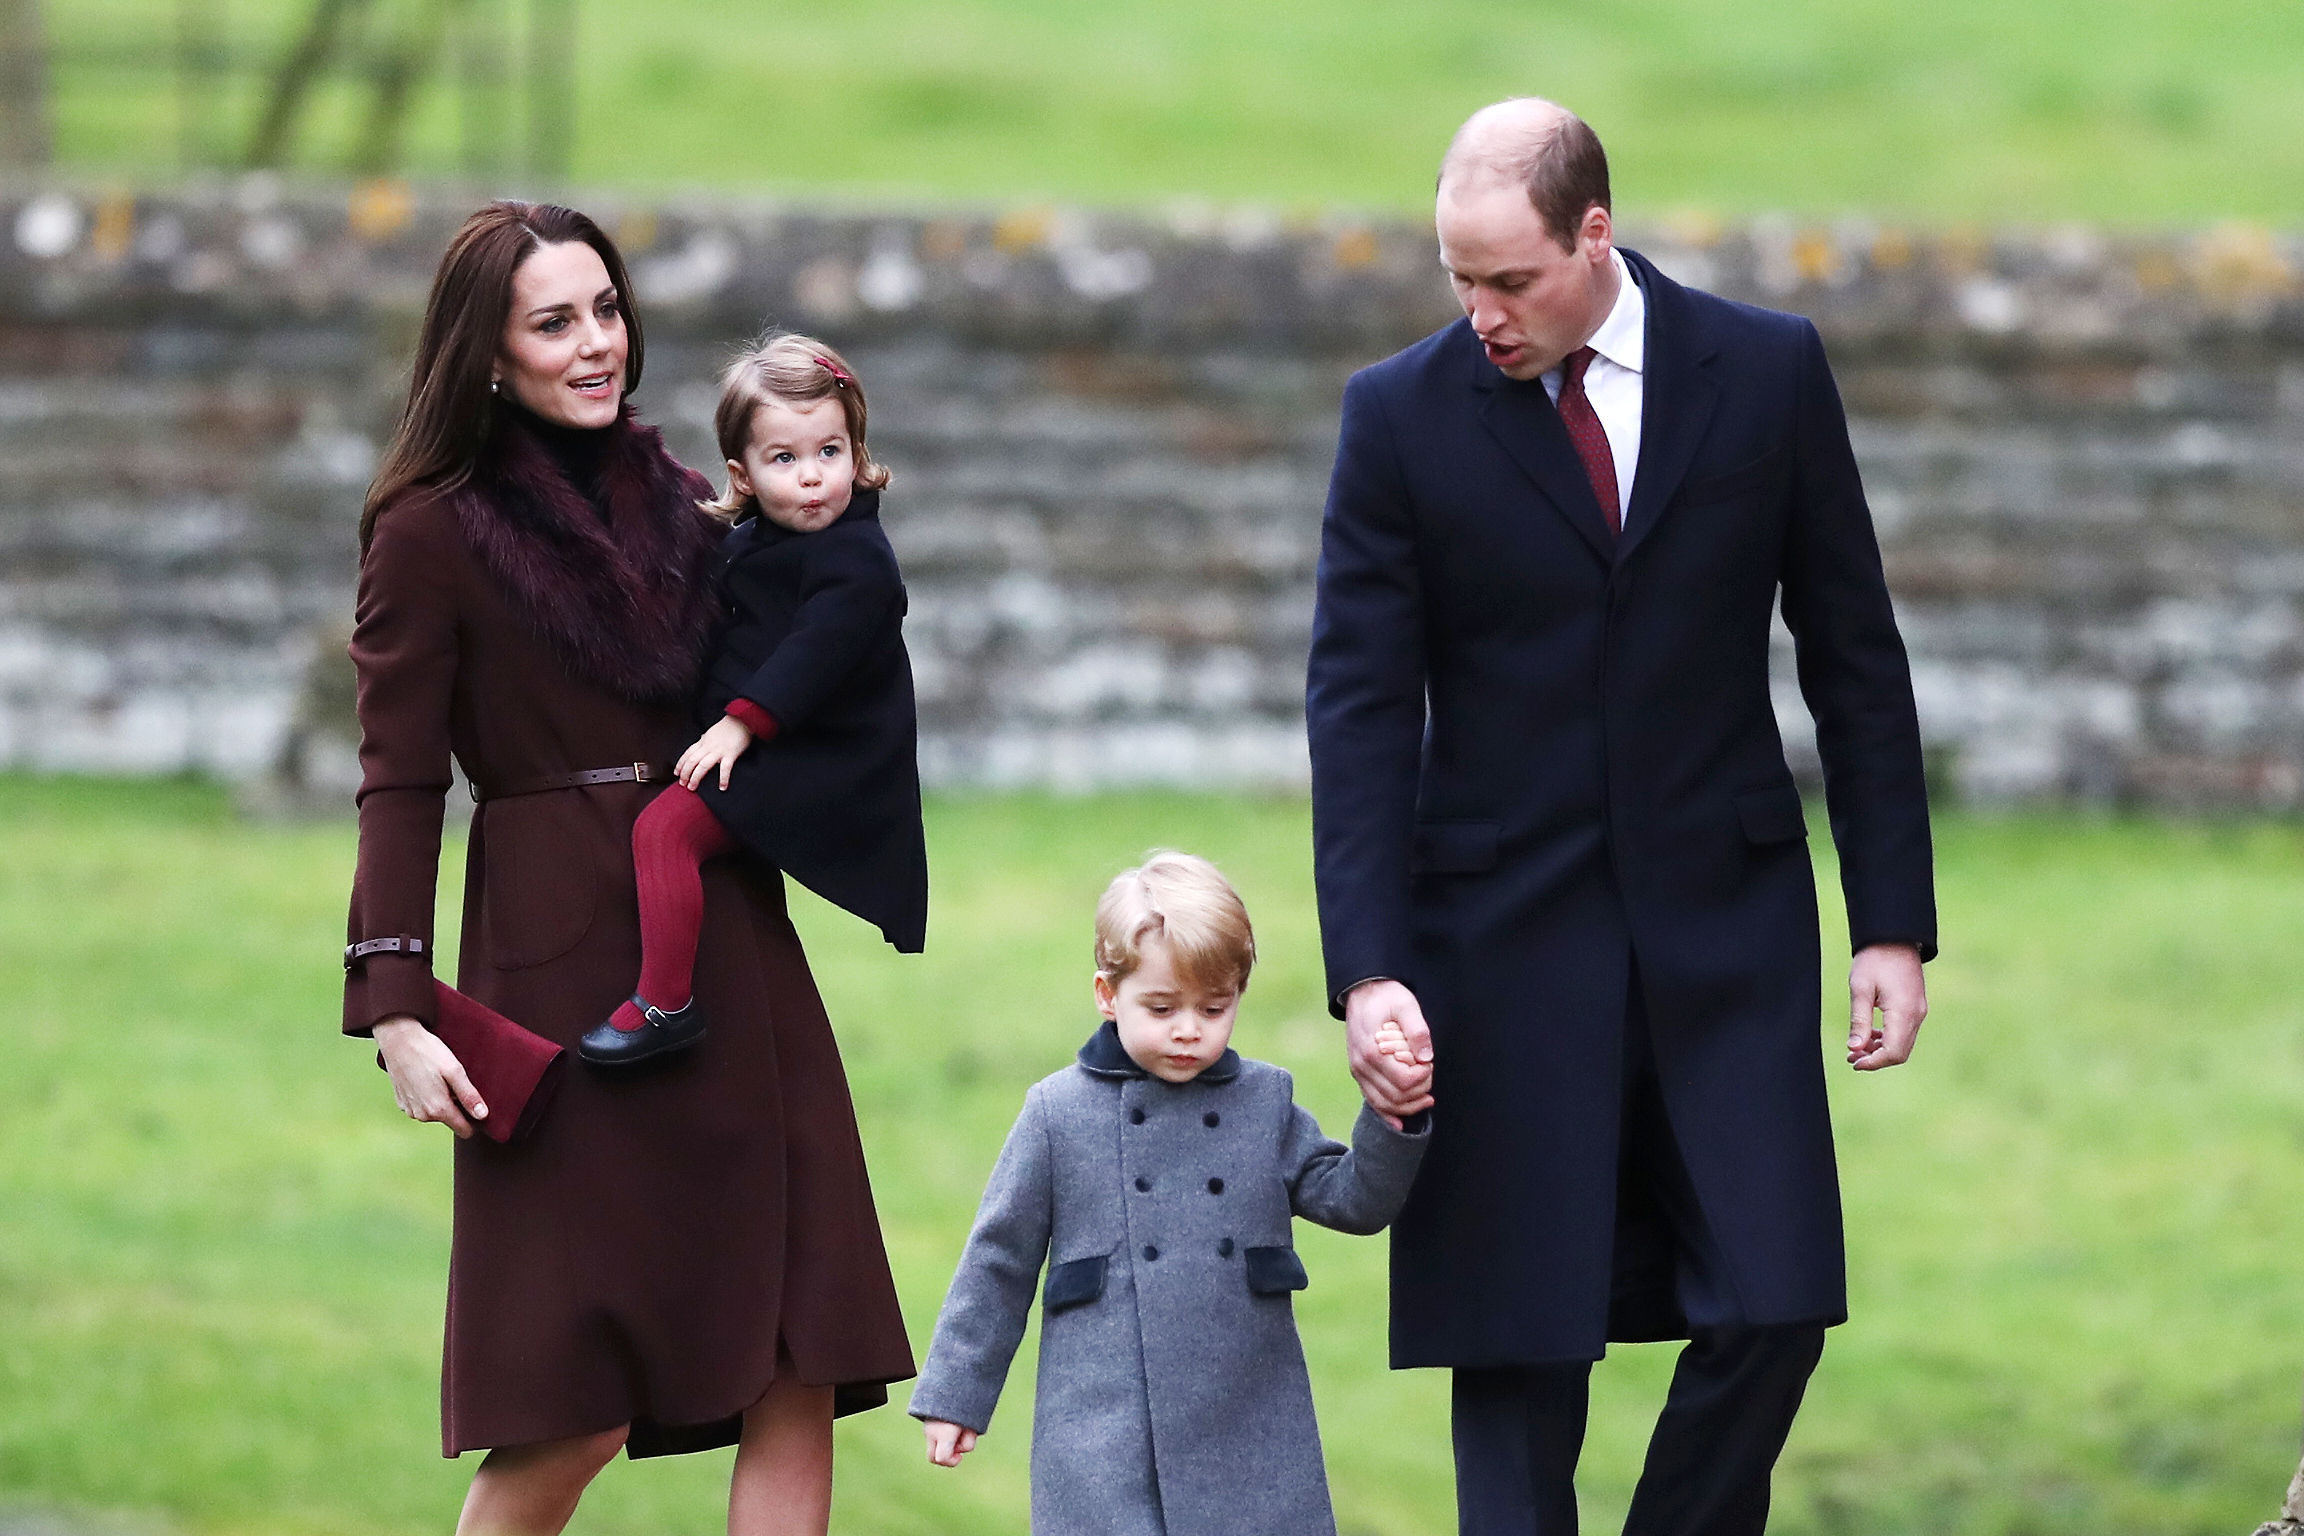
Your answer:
[374,982,568,1144]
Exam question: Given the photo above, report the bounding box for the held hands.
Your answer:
[373,1016,487,1138]
[922,1419,978,1467]
[676,715,755,792]
[1848,942,1928,1070]
[1344,979,1436,1128]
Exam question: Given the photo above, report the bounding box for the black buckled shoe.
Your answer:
[578,996,708,1067]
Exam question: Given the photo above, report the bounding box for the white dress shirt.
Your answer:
[1540,249,1645,528]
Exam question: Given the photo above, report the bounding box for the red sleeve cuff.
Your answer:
[724,698,778,739]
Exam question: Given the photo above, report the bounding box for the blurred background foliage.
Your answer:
[10,0,2303,219]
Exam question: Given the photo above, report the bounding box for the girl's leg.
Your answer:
[607,783,737,1032]
[455,1425,628,1536]
[728,1377,835,1536]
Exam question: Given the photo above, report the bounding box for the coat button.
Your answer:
[1135,1177,1151,1192]
[1218,1238,1234,1257]
[1143,1245,1159,1262]
[1207,1177,1224,1194]
[1129,1108,1145,1125]
[1203,1111,1220,1127]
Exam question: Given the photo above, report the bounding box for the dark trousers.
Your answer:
[1451,973,1828,1536]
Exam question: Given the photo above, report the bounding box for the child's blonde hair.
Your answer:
[1094,851,1257,995]
[702,330,891,519]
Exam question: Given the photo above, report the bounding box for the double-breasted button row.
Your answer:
[1122,1108,1220,1126]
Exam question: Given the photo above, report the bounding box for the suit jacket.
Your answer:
[1305,247,1936,1367]
[693,487,929,953]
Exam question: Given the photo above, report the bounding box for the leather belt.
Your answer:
[344,935,427,970]
[468,761,674,803]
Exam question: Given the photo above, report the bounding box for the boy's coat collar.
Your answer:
[1076,1019,1242,1084]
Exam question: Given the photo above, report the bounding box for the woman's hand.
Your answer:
[922,1419,978,1467]
[374,1016,487,1138]
[676,715,755,791]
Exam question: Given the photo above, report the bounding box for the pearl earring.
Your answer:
[489,379,499,394]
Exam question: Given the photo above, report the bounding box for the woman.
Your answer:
[344,201,913,1535]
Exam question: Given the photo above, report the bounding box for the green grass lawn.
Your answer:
[4,773,2304,1534]
[41,0,2304,222]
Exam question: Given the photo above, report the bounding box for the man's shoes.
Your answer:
[578,995,707,1066]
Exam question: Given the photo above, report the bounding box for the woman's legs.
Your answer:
[455,1425,628,1536]
[608,784,737,1031]
[728,1377,835,1536]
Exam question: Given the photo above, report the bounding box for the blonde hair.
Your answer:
[1094,851,1257,995]
[702,330,891,519]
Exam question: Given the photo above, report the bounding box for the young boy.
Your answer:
[909,851,1433,1536]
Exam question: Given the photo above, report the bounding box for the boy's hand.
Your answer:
[1372,1024,1419,1066]
[922,1419,978,1467]
[1376,1027,1435,1099]
[1344,979,1435,1126]
[676,715,755,791]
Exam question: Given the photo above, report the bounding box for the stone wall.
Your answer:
[3,178,2301,804]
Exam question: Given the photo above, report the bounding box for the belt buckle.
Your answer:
[631,761,655,783]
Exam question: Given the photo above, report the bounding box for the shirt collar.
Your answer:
[1584,248,1645,376]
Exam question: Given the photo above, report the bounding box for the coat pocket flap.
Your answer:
[1677,448,1784,508]
[1043,1254,1109,1313]
[1734,785,1809,844]
[1411,819,1502,875]
[1244,1245,1310,1296]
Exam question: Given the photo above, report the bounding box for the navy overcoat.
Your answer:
[694,488,928,953]
[1306,248,1937,1369]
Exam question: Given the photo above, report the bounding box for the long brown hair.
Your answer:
[360,201,646,552]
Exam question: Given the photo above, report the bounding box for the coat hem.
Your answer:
[1386,1306,1850,1372]
[443,1369,914,1460]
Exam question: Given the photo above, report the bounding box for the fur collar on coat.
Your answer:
[447,404,724,704]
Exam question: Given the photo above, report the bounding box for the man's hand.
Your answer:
[676,714,754,791]
[1847,942,1927,1070]
[1344,979,1436,1127]
[922,1419,978,1467]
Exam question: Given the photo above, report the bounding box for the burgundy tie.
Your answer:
[1557,346,1620,536]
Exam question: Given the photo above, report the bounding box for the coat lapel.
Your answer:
[1616,247,1721,563]
[1471,336,1613,565]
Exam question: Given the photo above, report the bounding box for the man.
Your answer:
[1306,99,1936,1536]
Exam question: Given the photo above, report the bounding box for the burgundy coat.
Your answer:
[342,406,914,1457]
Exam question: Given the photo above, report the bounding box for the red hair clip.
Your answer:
[814,356,852,387]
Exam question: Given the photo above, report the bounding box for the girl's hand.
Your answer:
[922,1419,978,1467]
[374,1016,487,1138]
[676,715,755,791]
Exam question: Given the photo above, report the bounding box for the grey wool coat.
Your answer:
[909,1022,1430,1536]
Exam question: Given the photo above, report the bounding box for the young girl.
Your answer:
[579,332,927,1065]
[909,852,1432,1536]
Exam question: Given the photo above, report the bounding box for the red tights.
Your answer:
[609,783,736,1031]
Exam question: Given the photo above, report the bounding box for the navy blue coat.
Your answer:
[694,489,928,953]
[1306,249,1935,1369]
